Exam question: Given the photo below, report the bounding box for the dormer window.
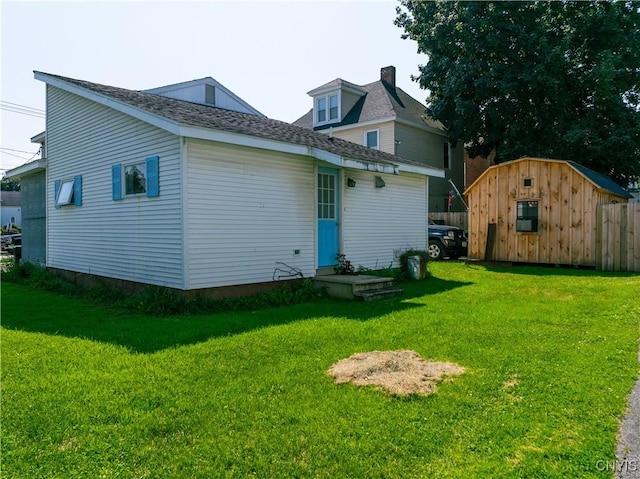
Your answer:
[315,93,340,126]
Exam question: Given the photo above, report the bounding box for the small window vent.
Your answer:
[524,178,533,187]
[205,85,215,105]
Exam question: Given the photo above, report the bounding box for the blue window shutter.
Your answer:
[112,164,122,200]
[54,180,61,209]
[74,175,83,206]
[146,155,159,197]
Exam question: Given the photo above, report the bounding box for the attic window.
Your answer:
[315,93,339,126]
[205,85,215,105]
[524,178,533,187]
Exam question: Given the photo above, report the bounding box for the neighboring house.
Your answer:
[27,71,443,293]
[464,150,495,192]
[0,191,21,228]
[143,77,265,117]
[464,157,632,266]
[4,140,46,264]
[293,66,465,212]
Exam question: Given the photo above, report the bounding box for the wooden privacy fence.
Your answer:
[596,203,640,272]
[429,212,468,231]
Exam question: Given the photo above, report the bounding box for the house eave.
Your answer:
[5,158,47,179]
[35,71,184,137]
[31,131,46,144]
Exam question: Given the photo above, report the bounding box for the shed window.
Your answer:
[516,200,539,232]
[523,178,533,187]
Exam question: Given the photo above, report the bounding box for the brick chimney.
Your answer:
[380,66,396,88]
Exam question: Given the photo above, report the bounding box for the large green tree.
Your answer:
[396,0,640,184]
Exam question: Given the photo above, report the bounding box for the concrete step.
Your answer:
[353,287,404,302]
[314,274,400,300]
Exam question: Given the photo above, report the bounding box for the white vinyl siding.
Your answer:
[185,139,315,289]
[341,171,428,269]
[46,86,184,288]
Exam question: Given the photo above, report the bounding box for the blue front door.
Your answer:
[317,167,339,267]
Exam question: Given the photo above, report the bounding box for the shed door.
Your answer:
[317,168,339,267]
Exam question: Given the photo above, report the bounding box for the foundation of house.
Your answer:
[313,274,403,301]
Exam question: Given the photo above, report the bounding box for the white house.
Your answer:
[34,71,444,293]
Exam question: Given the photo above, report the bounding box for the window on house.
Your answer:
[443,142,451,169]
[56,179,75,206]
[125,162,147,195]
[315,93,340,125]
[205,84,215,105]
[516,200,539,232]
[365,129,379,150]
[329,94,338,121]
[112,156,159,200]
[317,98,327,123]
[55,175,82,208]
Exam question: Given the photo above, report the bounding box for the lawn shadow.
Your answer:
[2,276,471,354]
[471,262,640,278]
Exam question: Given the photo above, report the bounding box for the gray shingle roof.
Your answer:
[293,79,444,132]
[38,72,434,172]
[568,161,632,198]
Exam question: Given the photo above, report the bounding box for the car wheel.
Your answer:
[428,240,445,260]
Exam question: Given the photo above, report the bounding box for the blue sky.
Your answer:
[0,0,429,174]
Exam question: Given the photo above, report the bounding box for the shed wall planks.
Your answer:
[466,158,630,267]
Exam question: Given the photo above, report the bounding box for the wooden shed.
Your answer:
[464,157,632,266]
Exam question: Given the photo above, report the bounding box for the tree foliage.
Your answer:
[396,1,640,184]
[1,177,20,191]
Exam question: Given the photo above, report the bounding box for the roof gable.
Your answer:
[465,157,631,198]
[34,72,444,179]
[144,77,265,117]
[295,75,445,133]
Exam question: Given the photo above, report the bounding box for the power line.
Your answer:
[0,147,40,155]
[0,100,44,114]
[1,151,34,160]
[0,104,45,119]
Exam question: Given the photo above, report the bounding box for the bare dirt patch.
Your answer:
[328,350,465,396]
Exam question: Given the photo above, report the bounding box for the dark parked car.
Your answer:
[1,233,22,251]
[428,220,467,260]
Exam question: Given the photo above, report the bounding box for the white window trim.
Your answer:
[314,92,341,127]
[56,178,75,206]
[124,161,147,196]
[365,129,379,150]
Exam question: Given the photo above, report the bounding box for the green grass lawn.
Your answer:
[2,263,639,478]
